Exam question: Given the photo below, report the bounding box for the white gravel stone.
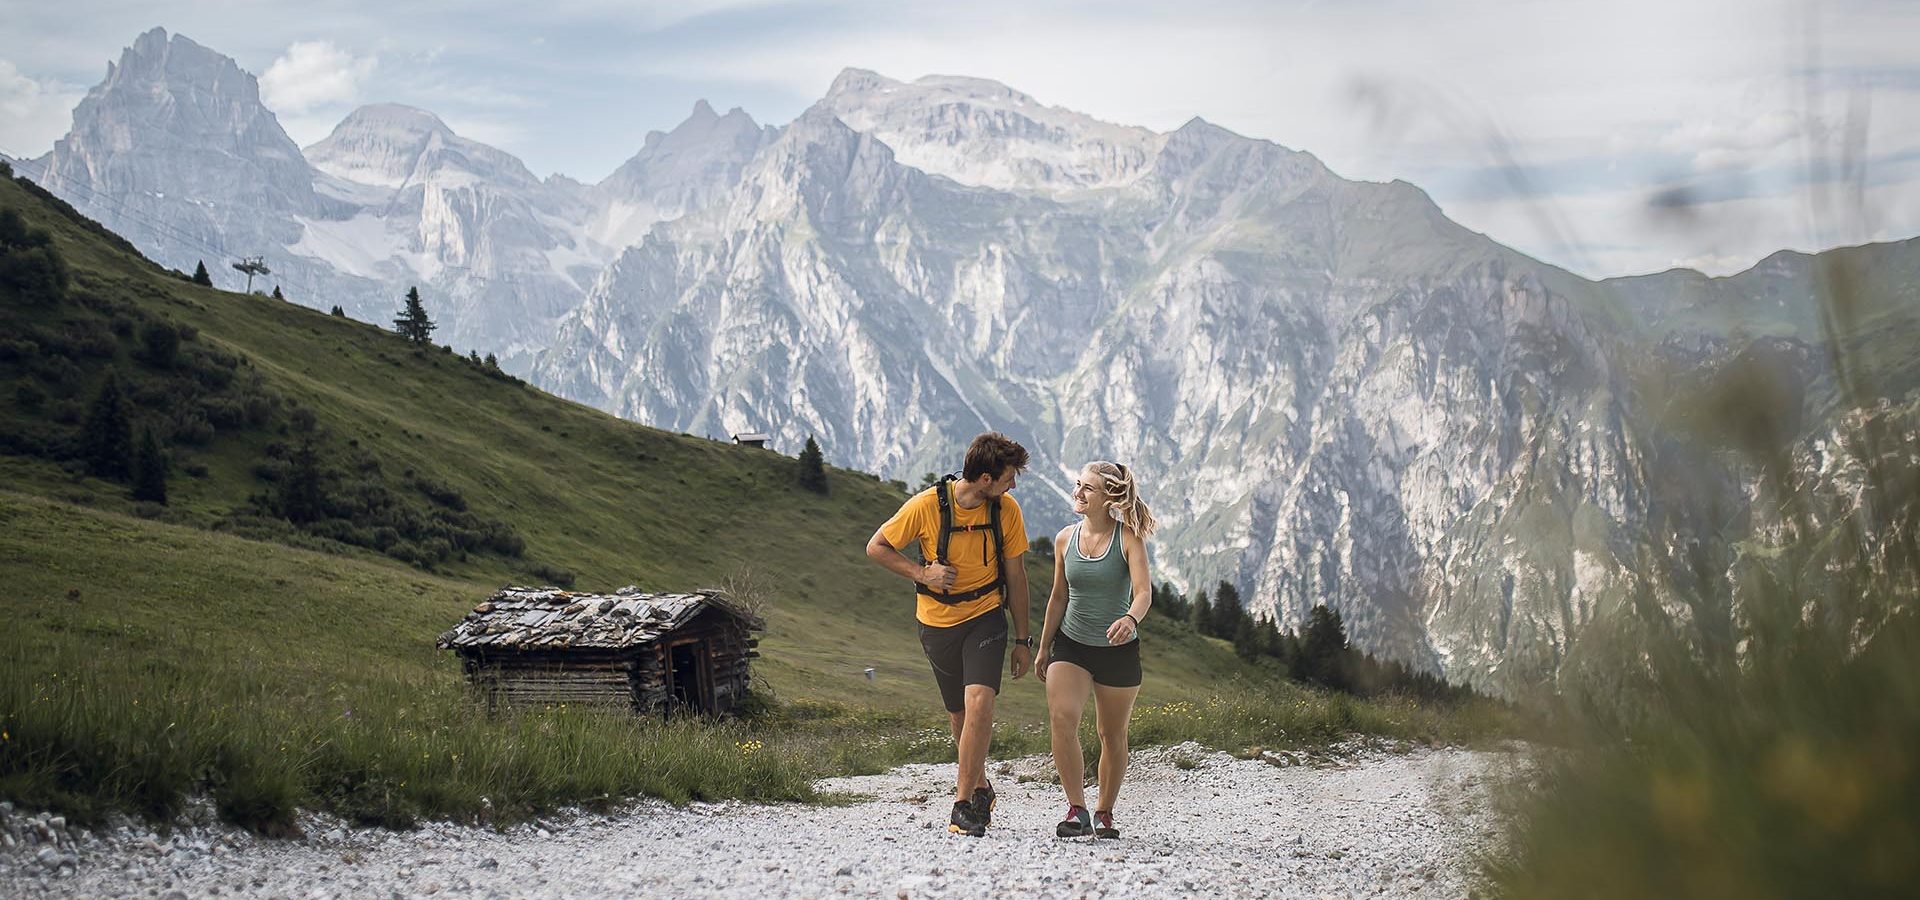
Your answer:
[1,744,1507,898]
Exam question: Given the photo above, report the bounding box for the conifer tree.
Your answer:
[330,305,345,317]
[391,286,435,347]
[1149,582,1173,621]
[1232,613,1261,661]
[483,352,498,370]
[131,427,167,504]
[1189,588,1212,635]
[797,435,829,494]
[278,407,326,525]
[1212,580,1244,638]
[272,285,285,300]
[1302,604,1350,690]
[80,372,132,480]
[191,260,212,286]
[1258,618,1284,662]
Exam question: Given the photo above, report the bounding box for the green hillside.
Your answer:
[0,166,1486,830]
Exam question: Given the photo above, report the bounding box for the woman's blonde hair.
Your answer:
[1085,460,1157,539]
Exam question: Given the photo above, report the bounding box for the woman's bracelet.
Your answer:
[1121,613,1139,626]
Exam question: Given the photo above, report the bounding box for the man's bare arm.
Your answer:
[1005,551,1032,678]
[865,528,955,589]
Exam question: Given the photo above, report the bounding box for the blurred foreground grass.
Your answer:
[1487,242,1920,897]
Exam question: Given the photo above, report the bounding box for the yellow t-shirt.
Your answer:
[880,484,1029,627]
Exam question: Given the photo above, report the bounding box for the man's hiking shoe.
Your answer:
[948,800,986,837]
[970,782,997,825]
[1056,804,1093,838]
[1094,809,1120,839]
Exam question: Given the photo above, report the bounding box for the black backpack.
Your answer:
[915,474,1006,606]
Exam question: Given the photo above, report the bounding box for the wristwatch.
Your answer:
[1011,636,1036,650]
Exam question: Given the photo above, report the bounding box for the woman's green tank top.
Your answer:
[1062,522,1135,646]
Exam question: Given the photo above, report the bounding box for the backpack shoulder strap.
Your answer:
[934,474,957,565]
[987,492,1005,590]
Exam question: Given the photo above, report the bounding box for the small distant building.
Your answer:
[437,586,763,716]
[732,432,771,449]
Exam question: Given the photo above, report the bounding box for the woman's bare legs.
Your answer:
[1045,661,1094,809]
[1092,682,1141,813]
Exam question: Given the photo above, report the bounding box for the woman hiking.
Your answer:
[1036,460,1156,839]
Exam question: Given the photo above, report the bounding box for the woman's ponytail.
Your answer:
[1092,461,1157,539]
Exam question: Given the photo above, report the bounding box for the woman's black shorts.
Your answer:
[919,608,1008,713]
[1047,632,1142,688]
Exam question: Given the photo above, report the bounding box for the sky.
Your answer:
[1,0,1916,279]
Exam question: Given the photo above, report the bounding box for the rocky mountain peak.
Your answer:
[819,66,1163,194]
[305,103,453,188]
[825,67,894,98]
[42,26,318,250]
[75,26,298,154]
[727,104,905,224]
[306,103,539,191]
[588,100,773,249]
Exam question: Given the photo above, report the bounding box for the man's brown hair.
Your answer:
[962,431,1029,482]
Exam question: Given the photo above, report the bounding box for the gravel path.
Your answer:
[1,743,1507,898]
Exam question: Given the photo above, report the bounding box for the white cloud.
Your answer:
[0,59,82,158]
[259,40,376,116]
[1659,110,1809,173]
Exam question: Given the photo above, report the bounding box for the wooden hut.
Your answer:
[437,586,763,716]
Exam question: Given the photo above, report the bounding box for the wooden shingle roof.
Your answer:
[436,585,763,652]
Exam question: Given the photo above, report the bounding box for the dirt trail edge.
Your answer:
[1,742,1509,899]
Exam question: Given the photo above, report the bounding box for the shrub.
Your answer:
[14,382,46,410]
[0,244,69,305]
[0,338,37,362]
[35,356,83,395]
[410,475,468,511]
[64,320,117,359]
[138,320,180,368]
[527,563,576,588]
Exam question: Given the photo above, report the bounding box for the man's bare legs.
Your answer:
[949,683,997,802]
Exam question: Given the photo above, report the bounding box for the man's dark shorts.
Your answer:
[918,607,1007,713]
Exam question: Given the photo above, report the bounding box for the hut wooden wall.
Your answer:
[461,649,642,708]
[459,608,759,715]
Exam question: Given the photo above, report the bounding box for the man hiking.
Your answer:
[865,432,1034,837]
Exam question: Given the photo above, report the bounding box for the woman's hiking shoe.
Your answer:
[970,782,997,826]
[1094,810,1120,839]
[1056,804,1093,838]
[949,800,986,837]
